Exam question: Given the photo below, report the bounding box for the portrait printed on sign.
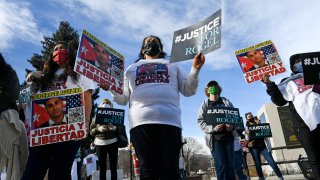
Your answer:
[29,88,86,147]
[135,63,169,86]
[74,29,124,95]
[235,40,286,83]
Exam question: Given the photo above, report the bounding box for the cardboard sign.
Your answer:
[204,106,241,126]
[29,88,86,147]
[74,29,124,95]
[235,40,286,83]
[300,51,320,85]
[96,107,125,125]
[247,123,272,139]
[170,9,221,63]
[18,85,32,104]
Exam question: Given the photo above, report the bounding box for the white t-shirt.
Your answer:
[83,153,98,177]
[111,58,200,129]
[278,73,320,131]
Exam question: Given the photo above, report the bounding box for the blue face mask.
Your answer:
[294,62,303,73]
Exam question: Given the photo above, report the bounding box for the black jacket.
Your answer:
[0,69,19,112]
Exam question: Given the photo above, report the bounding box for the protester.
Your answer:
[234,133,247,180]
[0,53,28,180]
[83,151,98,180]
[198,80,236,180]
[90,98,120,180]
[245,113,284,180]
[246,49,269,71]
[261,53,320,179]
[100,35,205,179]
[22,42,94,180]
[93,43,112,74]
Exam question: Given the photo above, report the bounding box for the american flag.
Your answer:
[66,94,82,109]
[111,54,124,71]
[261,44,276,56]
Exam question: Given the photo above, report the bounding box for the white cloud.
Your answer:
[0,1,43,50]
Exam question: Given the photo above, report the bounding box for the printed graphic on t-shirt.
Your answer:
[135,63,169,86]
[87,157,93,164]
[312,84,320,94]
[47,74,67,91]
[293,78,312,93]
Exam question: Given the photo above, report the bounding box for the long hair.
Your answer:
[0,53,13,75]
[135,35,167,63]
[40,42,78,90]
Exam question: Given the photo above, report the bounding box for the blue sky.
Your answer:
[1,0,320,153]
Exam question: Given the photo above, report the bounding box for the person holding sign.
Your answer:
[90,98,120,180]
[22,43,94,180]
[261,54,320,179]
[198,80,236,180]
[245,113,283,180]
[100,35,205,179]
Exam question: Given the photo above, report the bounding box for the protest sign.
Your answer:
[170,9,221,63]
[235,40,286,83]
[17,85,32,104]
[29,88,86,147]
[247,123,272,139]
[74,29,124,95]
[300,51,320,85]
[204,106,241,126]
[96,107,125,125]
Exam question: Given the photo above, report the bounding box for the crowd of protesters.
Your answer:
[0,34,319,180]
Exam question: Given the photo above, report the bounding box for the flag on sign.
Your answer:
[238,56,254,73]
[32,102,50,128]
[66,94,82,109]
[79,37,97,61]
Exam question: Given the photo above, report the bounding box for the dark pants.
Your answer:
[249,147,282,178]
[211,140,236,180]
[96,142,118,180]
[235,149,247,180]
[22,140,80,180]
[293,121,320,179]
[130,124,182,180]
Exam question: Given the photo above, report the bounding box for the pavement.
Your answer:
[211,174,307,180]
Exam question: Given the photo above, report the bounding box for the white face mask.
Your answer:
[102,103,111,108]
[90,146,95,150]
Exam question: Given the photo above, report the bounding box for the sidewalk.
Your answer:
[210,174,306,180]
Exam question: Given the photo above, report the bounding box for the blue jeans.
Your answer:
[235,149,247,180]
[212,140,236,180]
[249,147,283,178]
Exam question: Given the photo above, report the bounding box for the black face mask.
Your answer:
[248,117,254,122]
[143,40,160,57]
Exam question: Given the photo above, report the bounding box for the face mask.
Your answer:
[53,49,68,65]
[294,62,303,73]
[208,86,219,95]
[143,40,160,57]
[248,117,254,122]
[102,103,111,108]
[90,146,95,150]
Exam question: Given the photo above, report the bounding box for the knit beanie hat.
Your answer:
[289,54,301,71]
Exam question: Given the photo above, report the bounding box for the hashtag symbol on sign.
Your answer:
[175,35,181,43]
[304,58,311,65]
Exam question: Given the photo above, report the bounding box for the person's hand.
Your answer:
[107,123,116,131]
[98,84,110,91]
[213,124,224,132]
[245,129,250,134]
[225,124,233,131]
[192,52,205,69]
[261,74,272,84]
[98,125,108,132]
